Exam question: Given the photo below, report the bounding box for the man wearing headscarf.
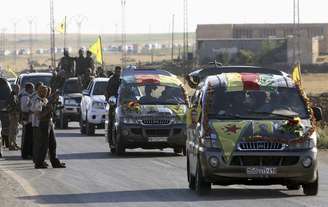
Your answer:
[20,83,34,159]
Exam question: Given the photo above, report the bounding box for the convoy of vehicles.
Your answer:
[56,77,82,129]
[3,67,322,197]
[186,68,322,196]
[80,78,109,135]
[106,69,188,155]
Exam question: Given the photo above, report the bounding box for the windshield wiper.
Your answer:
[248,111,298,119]
[209,113,248,119]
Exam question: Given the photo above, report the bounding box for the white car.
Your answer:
[80,78,109,135]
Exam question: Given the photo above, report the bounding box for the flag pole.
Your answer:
[64,16,67,50]
[99,35,105,69]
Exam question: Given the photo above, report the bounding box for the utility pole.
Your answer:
[121,0,127,68]
[75,15,87,52]
[149,24,154,64]
[50,0,56,68]
[293,0,301,63]
[27,17,35,66]
[171,14,175,62]
[183,0,189,69]
[0,28,7,67]
[12,19,19,70]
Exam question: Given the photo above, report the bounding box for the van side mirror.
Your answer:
[82,90,89,96]
[108,96,117,106]
[312,107,322,121]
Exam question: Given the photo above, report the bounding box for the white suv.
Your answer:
[80,78,109,135]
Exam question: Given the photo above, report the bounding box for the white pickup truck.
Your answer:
[80,78,109,135]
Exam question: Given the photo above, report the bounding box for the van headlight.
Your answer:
[92,101,106,110]
[65,99,79,106]
[122,117,138,124]
[201,132,220,149]
[288,138,316,150]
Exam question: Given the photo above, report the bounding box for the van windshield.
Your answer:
[119,83,186,105]
[21,75,52,87]
[63,80,82,94]
[208,87,309,119]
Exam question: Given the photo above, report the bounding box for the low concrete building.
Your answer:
[196,23,325,64]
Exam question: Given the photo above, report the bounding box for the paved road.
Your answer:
[1,124,328,207]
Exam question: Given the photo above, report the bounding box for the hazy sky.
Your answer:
[0,0,327,34]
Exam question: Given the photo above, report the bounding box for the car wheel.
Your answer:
[86,122,95,135]
[187,157,195,190]
[80,119,86,134]
[63,121,69,129]
[287,185,301,190]
[115,130,125,156]
[182,147,187,156]
[195,159,211,195]
[303,171,319,196]
[174,147,182,155]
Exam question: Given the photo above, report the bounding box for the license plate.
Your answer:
[148,137,168,142]
[246,167,277,176]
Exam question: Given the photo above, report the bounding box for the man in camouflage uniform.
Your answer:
[85,51,95,75]
[58,50,75,78]
[7,84,20,150]
[75,49,86,77]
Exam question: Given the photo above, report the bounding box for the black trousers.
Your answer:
[48,124,61,166]
[22,123,34,159]
[33,122,49,166]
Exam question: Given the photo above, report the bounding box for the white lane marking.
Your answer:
[0,167,50,207]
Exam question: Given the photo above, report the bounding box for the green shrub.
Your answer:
[318,127,328,149]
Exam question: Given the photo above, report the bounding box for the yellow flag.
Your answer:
[56,17,66,34]
[89,36,103,64]
[292,63,302,86]
[6,66,17,78]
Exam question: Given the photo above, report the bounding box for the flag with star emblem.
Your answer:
[211,121,248,161]
[89,36,103,64]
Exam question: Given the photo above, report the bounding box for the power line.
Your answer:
[74,14,87,52]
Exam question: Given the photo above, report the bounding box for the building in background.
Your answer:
[196,23,328,64]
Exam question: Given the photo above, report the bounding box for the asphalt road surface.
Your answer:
[1,123,328,207]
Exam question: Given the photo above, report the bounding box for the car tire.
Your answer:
[303,171,319,196]
[287,185,301,190]
[195,159,211,195]
[80,119,86,134]
[187,157,196,190]
[86,122,95,135]
[115,130,125,156]
[182,147,187,156]
[174,147,182,155]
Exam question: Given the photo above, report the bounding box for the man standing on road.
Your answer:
[7,84,20,151]
[20,83,34,159]
[58,50,75,78]
[31,85,66,169]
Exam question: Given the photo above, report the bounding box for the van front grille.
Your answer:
[230,156,299,166]
[238,141,286,151]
